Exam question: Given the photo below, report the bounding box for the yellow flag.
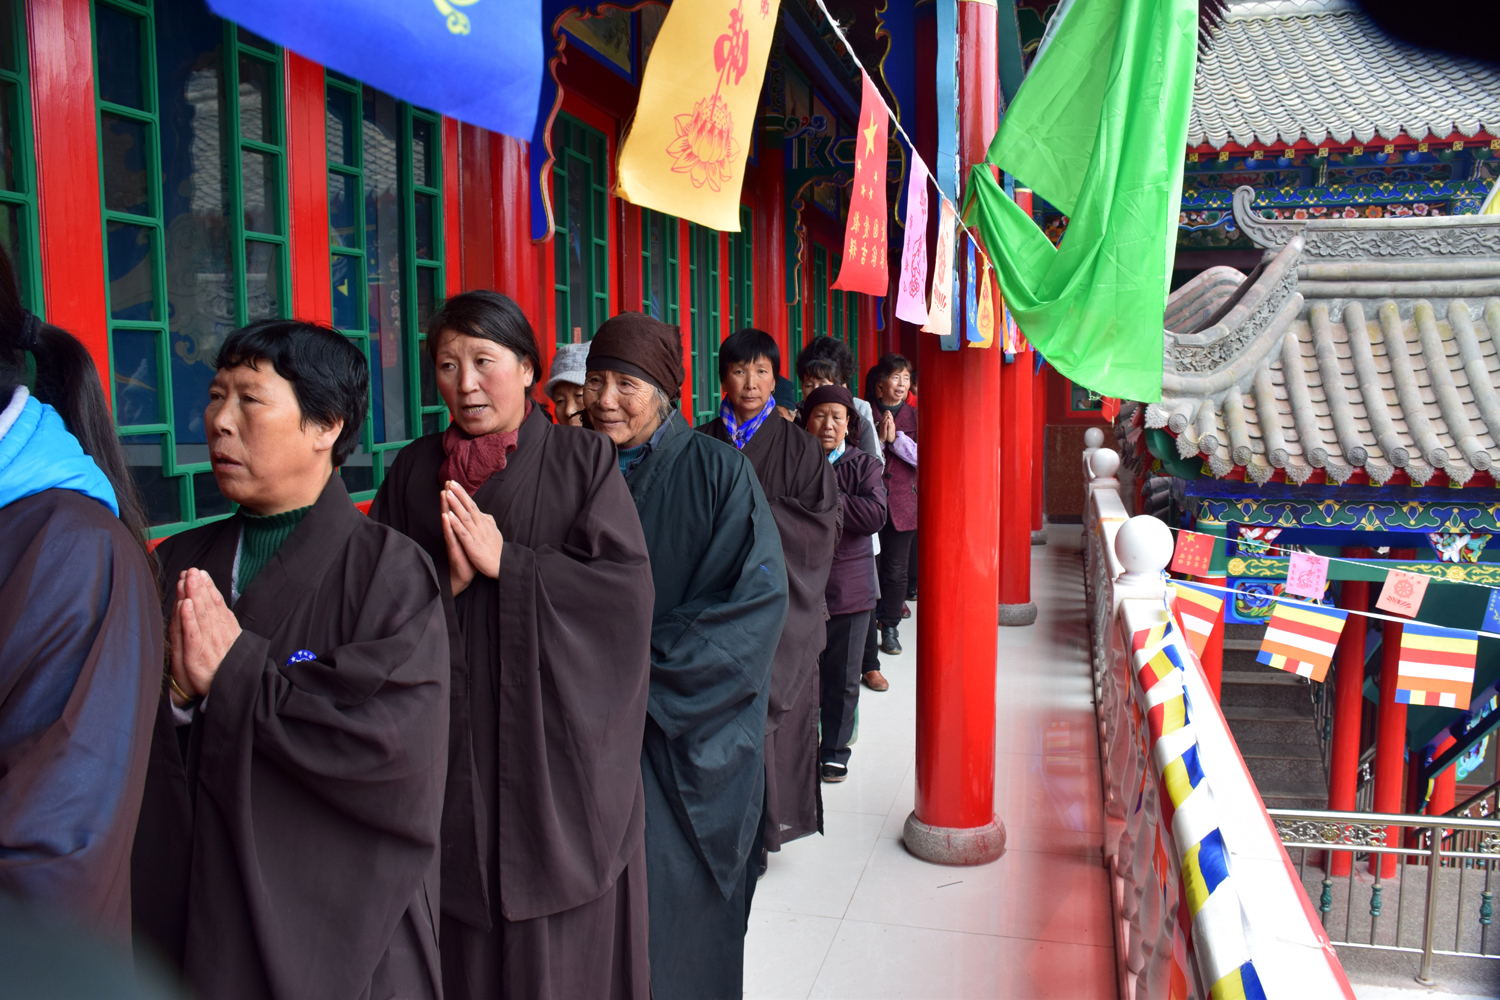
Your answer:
[616,0,780,231]
[973,256,995,348]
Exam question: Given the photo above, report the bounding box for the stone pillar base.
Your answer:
[1031,529,1047,545]
[998,602,1038,626]
[903,812,1007,866]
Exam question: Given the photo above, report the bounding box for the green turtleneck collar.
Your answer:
[236,505,311,594]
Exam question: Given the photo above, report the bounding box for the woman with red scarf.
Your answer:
[372,291,655,1000]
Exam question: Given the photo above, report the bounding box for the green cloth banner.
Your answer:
[963,0,1197,403]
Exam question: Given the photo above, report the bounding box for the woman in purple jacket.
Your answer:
[800,385,887,783]
[869,354,917,657]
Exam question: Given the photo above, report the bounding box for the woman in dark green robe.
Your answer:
[583,312,788,1000]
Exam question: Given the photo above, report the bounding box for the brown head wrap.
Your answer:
[587,312,685,402]
[799,383,862,445]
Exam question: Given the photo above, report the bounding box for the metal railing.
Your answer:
[1270,807,1500,984]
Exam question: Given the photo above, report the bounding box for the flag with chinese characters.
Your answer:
[922,199,956,335]
[964,236,980,343]
[972,255,996,347]
[1397,623,1479,709]
[1377,568,1430,617]
[894,168,929,324]
[1284,551,1329,600]
[832,72,889,294]
[1170,531,1215,577]
[616,0,781,231]
[1257,600,1348,682]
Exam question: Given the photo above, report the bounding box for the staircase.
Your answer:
[1218,624,1328,810]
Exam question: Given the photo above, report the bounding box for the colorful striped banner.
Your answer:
[1397,622,1479,710]
[1171,581,1223,658]
[1257,600,1349,683]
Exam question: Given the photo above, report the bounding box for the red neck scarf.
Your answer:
[440,402,530,496]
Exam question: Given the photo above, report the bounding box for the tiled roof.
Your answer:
[1148,186,1500,488]
[1190,0,1500,150]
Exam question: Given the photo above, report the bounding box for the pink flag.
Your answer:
[894,168,929,324]
[1284,551,1329,600]
[921,199,956,336]
[1377,568,1431,618]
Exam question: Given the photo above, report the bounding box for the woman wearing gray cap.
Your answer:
[545,341,591,426]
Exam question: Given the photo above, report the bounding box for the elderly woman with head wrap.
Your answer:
[582,312,788,1000]
[371,292,655,1000]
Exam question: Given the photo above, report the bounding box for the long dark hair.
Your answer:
[0,244,154,564]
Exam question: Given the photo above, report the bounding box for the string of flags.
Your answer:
[802,0,1020,349]
[1164,527,1493,712]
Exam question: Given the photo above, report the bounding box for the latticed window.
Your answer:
[97,0,291,535]
[0,0,38,309]
[726,204,752,333]
[325,75,446,500]
[688,222,719,425]
[552,114,608,347]
[641,207,678,325]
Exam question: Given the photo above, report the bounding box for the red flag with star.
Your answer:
[833,71,888,295]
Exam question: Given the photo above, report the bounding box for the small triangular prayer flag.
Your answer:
[922,199,956,335]
[1397,622,1478,709]
[1170,531,1215,577]
[1376,568,1430,618]
[894,168,929,324]
[1170,582,1222,658]
[973,255,995,348]
[1258,600,1348,682]
[964,235,980,343]
[832,71,888,295]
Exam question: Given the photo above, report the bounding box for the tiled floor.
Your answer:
[745,525,1117,999]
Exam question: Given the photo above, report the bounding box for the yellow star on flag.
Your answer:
[862,114,878,157]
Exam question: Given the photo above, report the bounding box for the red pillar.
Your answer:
[1427,735,1457,816]
[1372,614,1408,876]
[285,52,332,325]
[1030,355,1046,541]
[997,181,1036,623]
[752,153,788,363]
[1328,553,1369,876]
[905,0,1005,865]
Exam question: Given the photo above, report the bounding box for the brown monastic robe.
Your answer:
[131,476,449,1000]
[0,489,160,938]
[700,412,839,849]
[371,406,654,1000]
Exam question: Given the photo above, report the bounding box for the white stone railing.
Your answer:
[1084,447,1353,1000]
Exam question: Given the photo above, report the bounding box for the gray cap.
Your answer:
[544,342,591,395]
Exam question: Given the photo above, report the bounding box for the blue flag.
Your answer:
[1484,588,1500,636]
[965,235,980,343]
[208,0,542,140]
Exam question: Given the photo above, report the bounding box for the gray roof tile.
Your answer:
[1191,1,1500,149]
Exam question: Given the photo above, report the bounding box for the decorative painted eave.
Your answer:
[1149,186,1500,490]
[1188,0,1500,153]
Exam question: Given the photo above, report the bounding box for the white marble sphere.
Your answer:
[1083,427,1105,449]
[1089,447,1120,480]
[1115,515,1173,578]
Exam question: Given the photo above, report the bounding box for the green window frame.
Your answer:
[842,289,858,393]
[688,222,720,426]
[812,244,828,337]
[552,114,609,347]
[0,0,40,310]
[325,73,446,500]
[726,204,752,332]
[96,0,291,537]
[641,206,678,325]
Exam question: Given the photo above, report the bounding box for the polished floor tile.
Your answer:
[745,526,1118,998]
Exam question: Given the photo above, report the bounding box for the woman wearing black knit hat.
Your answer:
[0,242,161,939]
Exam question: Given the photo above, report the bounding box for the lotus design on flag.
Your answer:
[669,95,738,191]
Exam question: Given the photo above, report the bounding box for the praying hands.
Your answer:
[442,481,505,596]
[168,568,241,707]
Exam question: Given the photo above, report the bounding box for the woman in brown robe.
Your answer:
[698,329,839,863]
[372,291,654,1000]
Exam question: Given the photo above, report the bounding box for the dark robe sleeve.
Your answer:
[489,437,654,922]
[185,527,448,999]
[841,453,888,537]
[760,425,840,728]
[0,491,161,939]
